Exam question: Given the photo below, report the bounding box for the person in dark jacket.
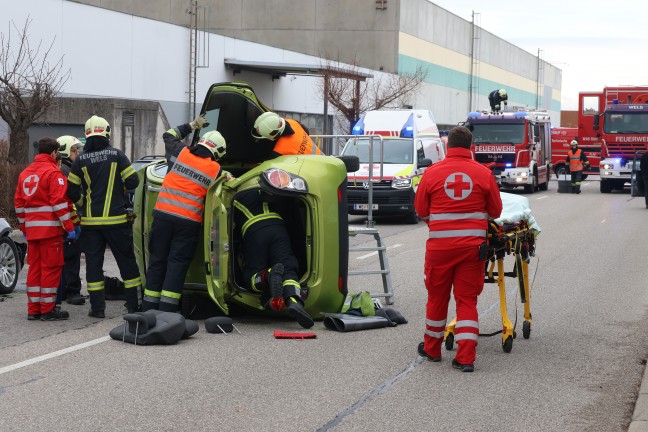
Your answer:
[488,89,508,114]
[67,115,141,317]
[640,151,648,208]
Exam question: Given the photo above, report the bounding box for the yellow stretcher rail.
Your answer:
[444,220,536,354]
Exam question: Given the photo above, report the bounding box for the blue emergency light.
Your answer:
[468,112,481,118]
[400,113,415,138]
[351,116,365,135]
[505,163,513,167]
[513,112,528,118]
[612,99,619,104]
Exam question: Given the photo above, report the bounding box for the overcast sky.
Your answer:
[429,0,648,110]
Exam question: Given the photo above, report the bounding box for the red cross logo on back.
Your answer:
[444,172,472,200]
[23,175,40,196]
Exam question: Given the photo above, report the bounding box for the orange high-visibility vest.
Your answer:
[568,149,583,172]
[272,119,322,156]
[155,148,221,223]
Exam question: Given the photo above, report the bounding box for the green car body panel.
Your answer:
[132,82,349,318]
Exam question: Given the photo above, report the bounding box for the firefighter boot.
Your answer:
[285,296,314,329]
[88,288,106,318]
[268,263,285,301]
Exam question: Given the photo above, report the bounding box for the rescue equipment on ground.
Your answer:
[204,316,241,334]
[340,291,375,317]
[273,330,317,339]
[109,310,199,345]
[323,313,389,332]
[444,192,540,354]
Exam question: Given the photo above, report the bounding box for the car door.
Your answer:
[204,176,230,314]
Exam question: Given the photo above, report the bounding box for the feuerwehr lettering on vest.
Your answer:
[173,162,211,187]
[81,148,119,164]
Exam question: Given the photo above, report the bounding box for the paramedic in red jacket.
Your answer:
[14,137,77,321]
[414,126,502,372]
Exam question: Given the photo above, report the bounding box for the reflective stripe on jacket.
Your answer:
[273,119,322,156]
[567,149,584,172]
[154,147,221,223]
[232,189,284,238]
[14,154,74,240]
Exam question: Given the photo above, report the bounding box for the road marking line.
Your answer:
[356,244,402,260]
[601,219,606,224]
[0,336,110,376]
[536,196,548,200]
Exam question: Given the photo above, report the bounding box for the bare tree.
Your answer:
[317,61,427,134]
[0,17,70,164]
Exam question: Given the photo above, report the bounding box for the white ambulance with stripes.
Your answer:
[341,109,445,224]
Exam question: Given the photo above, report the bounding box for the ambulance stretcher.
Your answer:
[444,192,541,354]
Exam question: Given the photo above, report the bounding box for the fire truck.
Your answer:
[551,127,600,179]
[464,110,552,193]
[577,86,648,193]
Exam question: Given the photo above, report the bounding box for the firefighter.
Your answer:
[67,115,141,318]
[565,138,589,194]
[233,189,314,328]
[142,117,227,313]
[15,137,77,321]
[251,112,322,157]
[56,136,85,306]
[488,89,508,114]
[414,126,502,372]
[641,151,648,208]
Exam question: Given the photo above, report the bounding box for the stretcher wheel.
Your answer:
[522,321,531,339]
[444,333,454,351]
[502,336,513,353]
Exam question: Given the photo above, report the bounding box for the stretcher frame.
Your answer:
[444,221,536,354]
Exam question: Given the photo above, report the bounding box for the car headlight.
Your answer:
[391,178,412,189]
[600,163,614,170]
[263,169,308,193]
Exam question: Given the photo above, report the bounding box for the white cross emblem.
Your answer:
[23,175,40,196]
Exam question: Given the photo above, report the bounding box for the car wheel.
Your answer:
[0,236,20,294]
[337,156,360,173]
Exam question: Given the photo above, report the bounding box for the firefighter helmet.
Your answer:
[85,115,111,140]
[252,112,285,140]
[570,139,578,146]
[197,131,227,159]
[56,135,83,158]
[499,89,507,98]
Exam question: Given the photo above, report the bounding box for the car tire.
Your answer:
[338,156,360,173]
[0,236,21,294]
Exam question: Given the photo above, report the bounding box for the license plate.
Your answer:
[354,204,378,210]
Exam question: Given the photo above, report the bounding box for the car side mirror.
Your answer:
[593,115,600,131]
[419,158,433,168]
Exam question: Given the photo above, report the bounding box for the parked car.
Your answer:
[132,82,357,318]
[0,218,27,294]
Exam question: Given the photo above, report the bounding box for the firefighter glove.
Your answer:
[66,230,78,241]
[190,114,209,130]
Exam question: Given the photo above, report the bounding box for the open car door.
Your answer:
[204,176,230,314]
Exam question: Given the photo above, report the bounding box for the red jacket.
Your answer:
[14,154,74,240]
[415,147,502,250]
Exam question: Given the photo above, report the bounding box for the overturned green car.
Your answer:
[132,82,353,318]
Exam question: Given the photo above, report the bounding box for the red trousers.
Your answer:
[423,246,484,365]
[26,236,64,315]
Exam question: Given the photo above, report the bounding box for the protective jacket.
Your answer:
[60,158,81,224]
[67,137,138,228]
[415,147,503,250]
[566,148,588,172]
[273,119,322,157]
[154,147,222,224]
[14,154,74,240]
[233,189,284,238]
[488,90,508,111]
[163,123,193,172]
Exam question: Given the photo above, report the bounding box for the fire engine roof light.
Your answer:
[505,163,513,167]
[400,113,414,138]
[468,112,481,118]
[612,99,619,104]
[513,112,528,118]
[351,115,365,135]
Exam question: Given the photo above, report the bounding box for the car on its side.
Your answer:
[0,218,27,294]
[132,82,357,319]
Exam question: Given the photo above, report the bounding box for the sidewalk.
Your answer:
[630,372,648,431]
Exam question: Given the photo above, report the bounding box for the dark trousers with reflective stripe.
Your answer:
[570,170,582,193]
[81,225,141,313]
[242,224,299,298]
[61,240,82,299]
[144,217,199,312]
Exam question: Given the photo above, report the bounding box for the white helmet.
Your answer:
[252,112,285,140]
[498,89,507,98]
[570,139,578,146]
[56,135,83,158]
[197,131,227,159]
[85,115,111,140]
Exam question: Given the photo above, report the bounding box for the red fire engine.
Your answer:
[577,86,648,193]
[551,127,600,179]
[464,110,551,193]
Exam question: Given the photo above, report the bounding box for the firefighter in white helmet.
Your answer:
[143,116,228,313]
[67,115,142,317]
[252,111,322,158]
[565,138,589,194]
[488,89,508,114]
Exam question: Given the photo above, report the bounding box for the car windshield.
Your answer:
[604,112,648,134]
[471,124,525,144]
[341,138,413,164]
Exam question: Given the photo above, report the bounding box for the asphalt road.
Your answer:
[1,178,648,432]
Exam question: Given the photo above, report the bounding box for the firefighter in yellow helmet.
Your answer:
[67,115,142,317]
[565,138,589,194]
[252,112,322,158]
[143,116,228,313]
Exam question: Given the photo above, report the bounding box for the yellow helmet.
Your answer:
[56,135,83,158]
[197,131,227,159]
[252,112,285,140]
[85,115,111,140]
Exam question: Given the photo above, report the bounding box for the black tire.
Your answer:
[555,165,567,179]
[600,179,613,193]
[524,173,537,194]
[337,156,360,173]
[403,211,419,224]
[581,174,588,180]
[0,236,20,294]
[444,333,454,351]
[522,320,531,339]
[502,335,513,353]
